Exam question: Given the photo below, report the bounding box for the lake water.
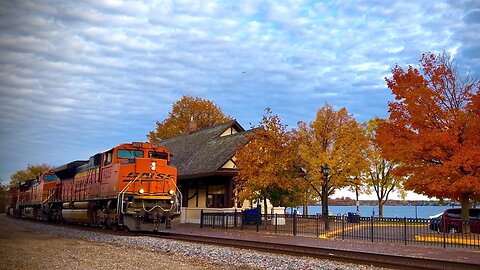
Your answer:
[291,205,457,219]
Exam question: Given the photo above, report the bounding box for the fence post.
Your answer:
[234,209,237,227]
[241,210,244,231]
[225,212,228,230]
[293,210,297,236]
[256,209,260,232]
[342,216,345,240]
[316,214,319,238]
[370,217,374,242]
[443,219,446,249]
[404,217,407,245]
[212,212,215,229]
[200,209,204,228]
[275,213,278,233]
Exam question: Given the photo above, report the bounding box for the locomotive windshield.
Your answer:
[117,150,144,159]
[148,151,169,160]
[43,174,58,182]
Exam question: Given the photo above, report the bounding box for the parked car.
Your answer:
[429,208,480,233]
[428,212,442,232]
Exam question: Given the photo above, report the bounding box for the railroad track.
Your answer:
[150,231,478,270]
[6,216,478,270]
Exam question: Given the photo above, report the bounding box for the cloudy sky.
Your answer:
[0,1,479,198]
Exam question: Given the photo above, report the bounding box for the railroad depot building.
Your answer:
[159,120,253,224]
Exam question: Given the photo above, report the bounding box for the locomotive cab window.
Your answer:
[148,151,169,160]
[43,174,58,182]
[117,150,144,159]
[104,150,113,165]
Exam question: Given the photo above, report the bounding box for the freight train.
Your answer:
[6,142,181,231]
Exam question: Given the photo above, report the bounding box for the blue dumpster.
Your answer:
[347,212,360,223]
[242,208,261,225]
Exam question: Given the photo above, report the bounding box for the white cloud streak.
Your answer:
[0,0,478,182]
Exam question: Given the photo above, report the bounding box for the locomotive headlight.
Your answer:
[168,189,174,195]
[150,161,156,171]
[138,188,145,194]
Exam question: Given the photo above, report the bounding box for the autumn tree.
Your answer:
[235,108,302,215]
[10,163,52,187]
[363,118,405,217]
[377,52,480,223]
[148,95,231,141]
[296,104,368,217]
[344,176,371,215]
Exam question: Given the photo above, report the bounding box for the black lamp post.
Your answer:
[322,163,330,230]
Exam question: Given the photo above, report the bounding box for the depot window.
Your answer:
[206,185,225,208]
[117,150,144,159]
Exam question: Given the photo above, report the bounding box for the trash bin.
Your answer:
[347,212,360,223]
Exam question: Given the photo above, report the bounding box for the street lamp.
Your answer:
[322,163,330,230]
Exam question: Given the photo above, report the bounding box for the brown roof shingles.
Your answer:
[159,120,250,179]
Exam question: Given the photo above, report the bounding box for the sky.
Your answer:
[1,1,479,199]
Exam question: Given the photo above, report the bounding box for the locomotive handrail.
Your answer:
[117,174,142,215]
[42,189,56,204]
[140,178,182,214]
[171,178,182,215]
[17,198,25,207]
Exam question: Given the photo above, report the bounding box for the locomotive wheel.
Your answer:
[166,217,171,229]
[100,222,107,230]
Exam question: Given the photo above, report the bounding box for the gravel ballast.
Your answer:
[0,214,388,270]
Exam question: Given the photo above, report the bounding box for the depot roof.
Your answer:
[158,120,251,179]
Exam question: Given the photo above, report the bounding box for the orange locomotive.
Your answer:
[7,142,181,231]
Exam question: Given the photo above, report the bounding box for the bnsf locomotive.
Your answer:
[7,142,181,231]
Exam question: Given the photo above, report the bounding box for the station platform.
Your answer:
[160,223,480,267]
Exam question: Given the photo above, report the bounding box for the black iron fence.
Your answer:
[200,210,480,249]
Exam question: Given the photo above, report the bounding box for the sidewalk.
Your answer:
[160,223,480,266]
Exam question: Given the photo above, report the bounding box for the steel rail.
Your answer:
[152,232,478,270]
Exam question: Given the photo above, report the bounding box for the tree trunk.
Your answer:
[461,194,470,233]
[378,202,383,217]
[355,186,360,215]
[303,192,308,216]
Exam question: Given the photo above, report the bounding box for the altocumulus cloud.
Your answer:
[0,0,479,182]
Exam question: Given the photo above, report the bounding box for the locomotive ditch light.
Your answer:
[169,200,174,204]
[138,188,145,194]
[150,161,156,171]
[168,189,174,195]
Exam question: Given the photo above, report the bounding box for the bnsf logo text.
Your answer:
[123,172,175,181]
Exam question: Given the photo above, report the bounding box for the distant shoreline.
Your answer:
[321,199,461,207]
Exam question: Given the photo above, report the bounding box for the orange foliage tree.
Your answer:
[377,53,480,221]
[296,104,368,216]
[235,108,302,212]
[148,95,231,141]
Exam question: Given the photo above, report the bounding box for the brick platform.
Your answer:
[160,223,480,266]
